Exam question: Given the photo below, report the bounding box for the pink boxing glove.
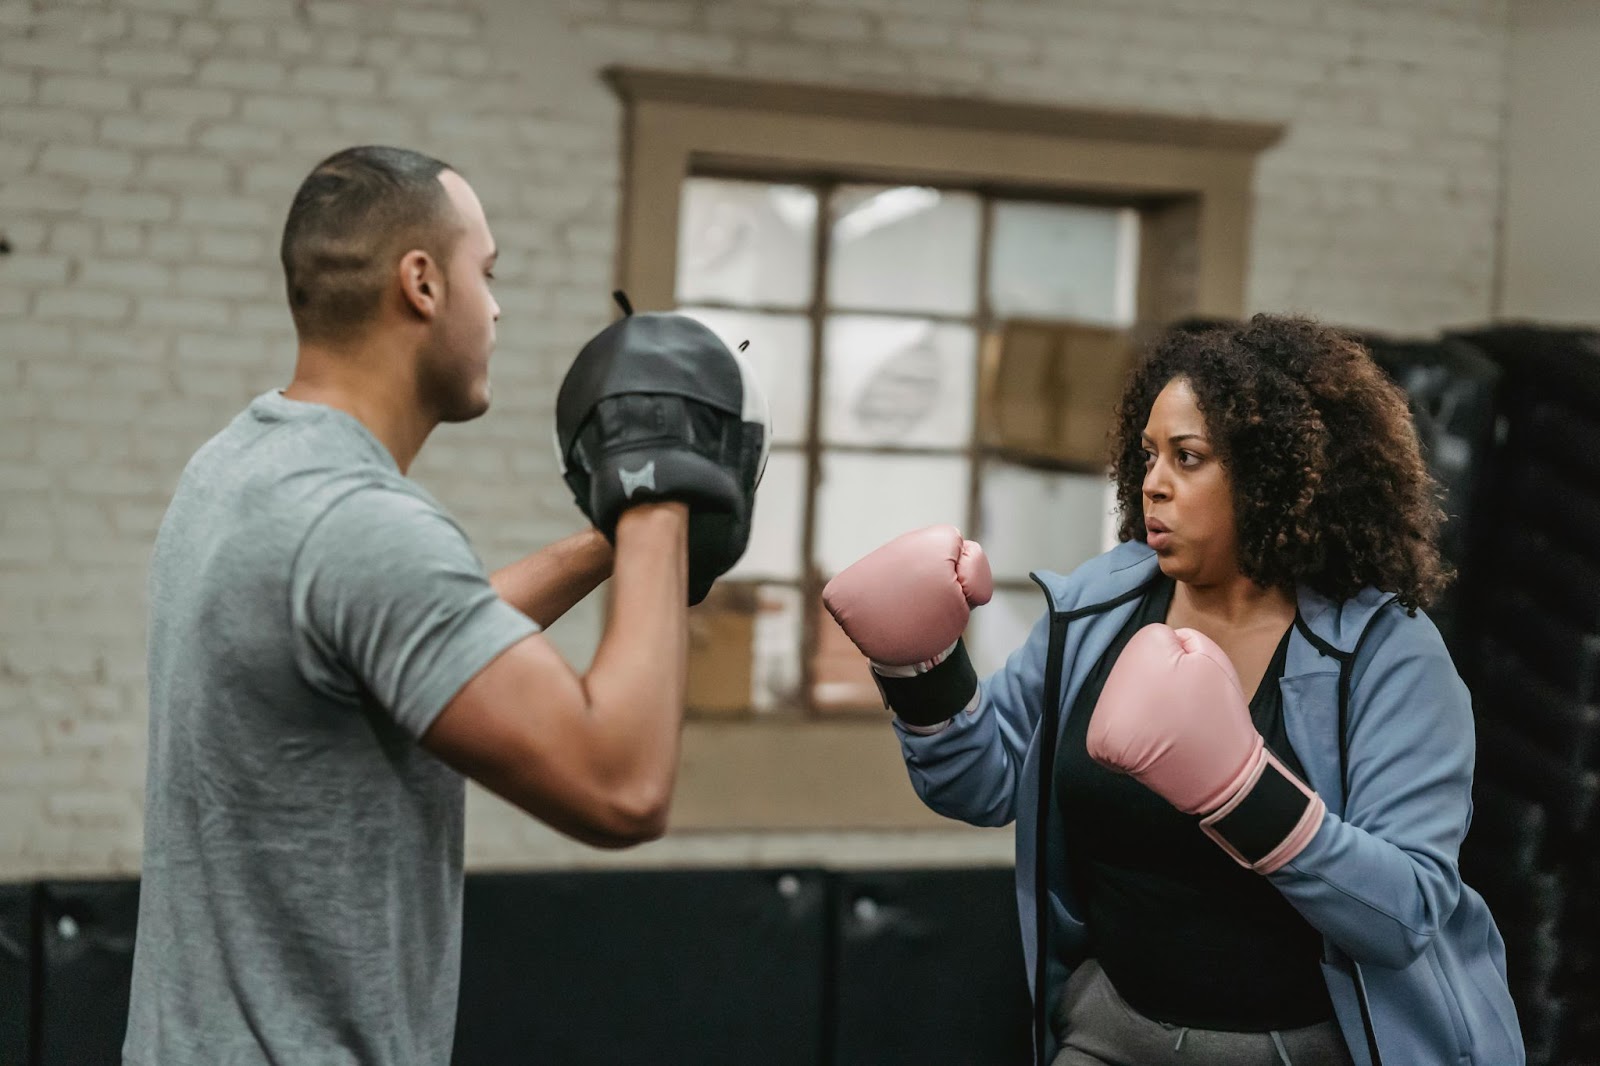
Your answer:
[823,525,992,668]
[822,525,993,728]
[1087,624,1325,874]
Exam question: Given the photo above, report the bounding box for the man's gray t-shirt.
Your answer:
[124,391,538,1066]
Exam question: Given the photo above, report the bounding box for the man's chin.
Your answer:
[437,386,490,424]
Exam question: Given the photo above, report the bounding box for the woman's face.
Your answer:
[1140,377,1239,585]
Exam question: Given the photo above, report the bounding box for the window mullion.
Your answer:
[797,179,832,716]
[967,196,995,545]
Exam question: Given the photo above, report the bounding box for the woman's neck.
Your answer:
[1170,571,1296,633]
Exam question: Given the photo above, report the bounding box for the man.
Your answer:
[124,146,757,1065]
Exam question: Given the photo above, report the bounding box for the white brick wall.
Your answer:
[0,0,1511,877]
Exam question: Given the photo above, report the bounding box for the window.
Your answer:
[603,67,1281,830]
[676,177,1140,717]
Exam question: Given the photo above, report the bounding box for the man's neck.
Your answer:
[283,342,434,474]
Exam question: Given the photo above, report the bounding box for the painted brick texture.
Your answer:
[0,0,1509,876]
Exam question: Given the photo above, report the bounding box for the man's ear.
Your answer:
[399,249,440,320]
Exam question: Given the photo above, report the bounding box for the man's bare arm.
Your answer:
[490,527,614,629]
[423,503,688,847]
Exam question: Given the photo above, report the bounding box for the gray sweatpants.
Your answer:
[1051,960,1356,1066]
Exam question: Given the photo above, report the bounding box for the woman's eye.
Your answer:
[1178,451,1201,467]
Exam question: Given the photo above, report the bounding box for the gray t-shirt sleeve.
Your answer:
[290,484,540,739]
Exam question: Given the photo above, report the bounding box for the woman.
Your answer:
[823,315,1524,1066]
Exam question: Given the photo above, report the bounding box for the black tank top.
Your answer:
[1054,574,1334,1030]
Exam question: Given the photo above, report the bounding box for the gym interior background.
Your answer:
[3,0,1599,1062]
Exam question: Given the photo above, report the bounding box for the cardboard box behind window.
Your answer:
[686,582,757,716]
[982,321,1135,470]
[811,601,881,714]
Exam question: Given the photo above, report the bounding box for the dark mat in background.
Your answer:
[36,879,140,1066]
[7,867,1037,1066]
[0,882,35,1066]
[452,867,830,1066]
[829,867,1030,1066]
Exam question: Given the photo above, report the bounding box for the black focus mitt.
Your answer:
[555,293,770,605]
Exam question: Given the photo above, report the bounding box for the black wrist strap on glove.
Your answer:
[1198,747,1325,874]
[1204,761,1309,864]
[873,639,978,728]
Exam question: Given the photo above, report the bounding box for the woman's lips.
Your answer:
[1147,530,1171,550]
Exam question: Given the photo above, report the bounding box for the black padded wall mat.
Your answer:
[0,882,35,1066]
[829,867,1030,1066]
[6,868,1043,1065]
[1452,326,1600,420]
[1361,334,1502,660]
[1451,325,1600,1066]
[36,880,140,1066]
[452,868,829,1066]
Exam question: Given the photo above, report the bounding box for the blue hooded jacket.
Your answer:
[895,540,1525,1065]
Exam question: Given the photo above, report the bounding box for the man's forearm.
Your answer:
[490,528,614,629]
[584,502,690,814]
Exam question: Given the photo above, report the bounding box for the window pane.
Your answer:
[686,583,757,716]
[978,461,1119,580]
[812,595,878,713]
[753,584,803,713]
[967,587,1047,679]
[679,307,811,446]
[988,202,1139,326]
[676,178,816,309]
[821,315,975,447]
[686,582,803,715]
[827,185,979,315]
[726,448,806,582]
[814,452,970,577]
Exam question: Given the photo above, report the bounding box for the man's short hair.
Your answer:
[280,145,460,343]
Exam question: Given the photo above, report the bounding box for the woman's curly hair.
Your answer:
[1109,314,1451,610]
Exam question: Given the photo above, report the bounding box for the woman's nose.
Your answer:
[1143,462,1169,502]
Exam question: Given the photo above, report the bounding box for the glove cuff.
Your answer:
[869,640,959,678]
[871,638,978,728]
[1199,747,1325,874]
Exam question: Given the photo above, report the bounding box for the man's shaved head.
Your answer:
[280,145,462,343]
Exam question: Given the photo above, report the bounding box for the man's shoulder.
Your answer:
[291,472,473,586]
[180,393,400,496]
[262,414,434,519]
[159,401,437,580]
[300,475,452,548]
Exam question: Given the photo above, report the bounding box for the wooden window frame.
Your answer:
[604,67,1283,832]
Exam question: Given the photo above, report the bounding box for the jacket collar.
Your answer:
[1292,582,1396,657]
[1034,540,1395,661]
